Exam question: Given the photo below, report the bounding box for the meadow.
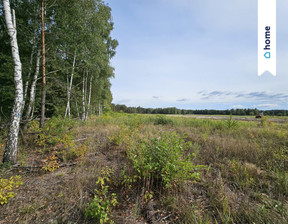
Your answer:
[0,113,287,223]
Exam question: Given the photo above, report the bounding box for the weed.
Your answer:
[226,114,238,129]
[41,152,60,172]
[216,199,234,224]
[230,159,256,190]
[0,175,23,205]
[128,132,205,189]
[120,165,140,189]
[18,204,36,215]
[85,167,118,223]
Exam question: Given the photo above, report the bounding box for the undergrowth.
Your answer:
[0,175,23,205]
[0,113,287,223]
[128,132,205,189]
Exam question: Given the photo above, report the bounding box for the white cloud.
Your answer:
[231,105,245,109]
[253,104,280,109]
[109,0,288,110]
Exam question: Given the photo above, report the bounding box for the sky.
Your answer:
[107,0,288,110]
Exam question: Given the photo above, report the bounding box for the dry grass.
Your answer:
[0,113,288,223]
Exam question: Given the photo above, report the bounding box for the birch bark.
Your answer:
[76,101,80,118]
[40,0,46,128]
[26,49,41,120]
[3,0,23,164]
[22,44,35,112]
[86,75,93,119]
[65,54,76,119]
[81,73,86,121]
[98,102,102,116]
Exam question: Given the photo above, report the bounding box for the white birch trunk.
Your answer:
[22,44,35,112]
[81,74,86,121]
[40,0,46,128]
[3,1,23,164]
[26,49,41,120]
[84,72,88,118]
[31,106,35,119]
[65,54,76,119]
[86,75,93,119]
[65,73,69,116]
[76,101,80,118]
[98,102,101,116]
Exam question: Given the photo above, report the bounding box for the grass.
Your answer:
[0,113,287,223]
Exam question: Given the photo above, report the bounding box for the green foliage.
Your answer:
[24,117,88,174]
[229,160,256,190]
[258,116,274,128]
[28,117,87,161]
[128,132,205,188]
[153,115,174,125]
[216,199,234,224]
[226,114,238,129]
[107,126,130,147]
[0,175,23,205]
[41,152,60,172]
[28,117,76,146]
[1,0,117,120]
[85,167,118,223]
[113,105,288,117]
[120,165,140,189]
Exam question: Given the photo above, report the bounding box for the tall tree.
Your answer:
[1,0,118,123]
[40,0,46,128]
[2,0,23,164]
[64,53,76,119]
[26,49,41,120]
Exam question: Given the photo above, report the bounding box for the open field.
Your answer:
[1,113,288,223]
[168,114,288,123]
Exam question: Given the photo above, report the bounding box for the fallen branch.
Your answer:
[73,137,87,142]
[10,162,77,172]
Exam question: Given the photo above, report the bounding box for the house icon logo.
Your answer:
[264,52,270,59]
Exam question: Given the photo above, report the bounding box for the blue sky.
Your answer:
[107,0,288,110]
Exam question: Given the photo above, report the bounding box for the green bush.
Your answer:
[128,132,205,188]
[226,114,238,129]
[27,116,87,162]
[85,167,118,223]
[153,115,174,125]
[28,116,76,148]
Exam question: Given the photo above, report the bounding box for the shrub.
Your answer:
[128,132,205,188]
[153,115,174,125]
[28,116,76,149]
[85,167,118,223]
[41,152,60,172]
[27,117,87,163]
[0,175,23,205]
[226,114,238,129]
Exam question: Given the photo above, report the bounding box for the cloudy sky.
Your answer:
[107,0,288,110]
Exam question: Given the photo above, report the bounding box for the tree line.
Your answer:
[0,0,117,163]
[112,104,288,116]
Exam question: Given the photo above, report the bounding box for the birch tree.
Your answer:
[22,44,35,112]
[86,75,93,119]
[81,72,87,121]
[1,0,118,122]
[26,49,41,120]
[65,53,76,119]
[40,0,46,128]
[2,0,23,164]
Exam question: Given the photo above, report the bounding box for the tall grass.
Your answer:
[95,113,288,223]
[1,113,287,223]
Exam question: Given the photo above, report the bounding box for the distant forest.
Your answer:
[112,104,288,116]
